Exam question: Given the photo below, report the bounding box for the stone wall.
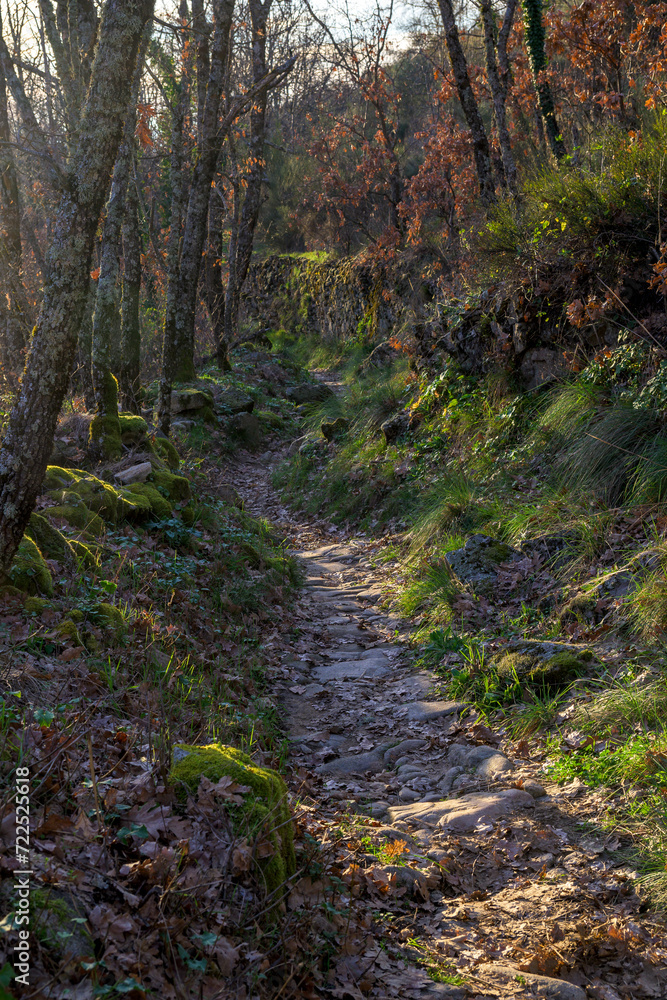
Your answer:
[242,251,646,388]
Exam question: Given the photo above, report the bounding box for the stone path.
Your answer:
[221,447,661,1000]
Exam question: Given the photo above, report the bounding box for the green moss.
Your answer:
[0,585,24,599]
[494,648,591,691]
[25,513,73,563]
[68,609,84,622]
[10,537,54,596]
[25,597,54,615]
[151,469,191,502]
[240,541,262,568]
[118,413,149,446]
[69,539,98,568]
[126,483,172,519]
[259,410,286,429]
[115,487,153,521]
[46,498,105,537]
[154,437,180,469]
[170,744,295,898]
[56,619,84,644]
[559,594,597,622]
[200,405,216,424]
[180,503,196,526]
[88,414,123,461]
[88,602,125,637]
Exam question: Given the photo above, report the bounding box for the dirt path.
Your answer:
[220,447,665,1000]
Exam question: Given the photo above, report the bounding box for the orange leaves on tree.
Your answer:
[135,102,156,150]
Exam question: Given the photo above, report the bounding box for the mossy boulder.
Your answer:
[228,412,262,449]
[26,513,74,563]
[10,538,54,596]
[88,602,125,637]
[444,534,519,594]
[118,413,149,446]
[56,619,84,645]
[170,388,214,415]
[151,469,191,502]
[216,390,255,414]
[25,597,54,615]
[127,483,172,520]
[494,647,594,691]
[321,417,349,441]
[170,744,295,897]
[154,437,180,469]
[88,414,123,461]
[46,496,105,537]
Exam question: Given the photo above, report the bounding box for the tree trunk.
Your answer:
[481,0,518,195]
[172,0,236,383]
[157,87,188,438]
[204,188,227,368]
[0,0,155,578]
[521,0,566,159]
[222,0,271,355]
[119,170,142,413]
[89,27,149,459]
[0,36,26,376]
[437,0,496,206]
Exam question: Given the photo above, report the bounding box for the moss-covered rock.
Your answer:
[126,483,172,519]
[88,414,123,461]
[151,469,191,502]
[170,388,214,414]
[494,647,593,691]
[154,436,180,469]
[56,619,84,645]
[180,503,197,527]
[69,539,98,568]
[46,497,105,537]
[170,744,295,897]
[25,597,54,615]
[26,513,74,563]
[118,413,149,446]
[88,602,125,637]
[10,538,54,596]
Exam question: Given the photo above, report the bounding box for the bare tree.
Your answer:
[0,0,155,577]
[480,0,517,194]
[437,0,496,205]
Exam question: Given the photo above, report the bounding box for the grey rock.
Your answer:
[476,964,586,1000]
[216,389,255,414]
[170,388,213,414]
[444,534,519,592]
[316,749,386,776]
[520,347,568,390]
[381,411,409,444]
[285,382,334,404]
[398,787,421,802]
[321,417,349,441]
[523,779,547,798]
[313,659,390,682]
[437,767,463,794]
[369,801,389,818]
[384,740,427,766]
[228,412,262,449]
[405,700,465,722]
[447,743,513,777]
[388,788,534,831]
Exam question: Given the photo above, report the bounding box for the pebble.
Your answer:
[522,779,547,798]
[398,787,421,802]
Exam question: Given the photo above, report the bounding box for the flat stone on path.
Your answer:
[313,659,391,681]
[316,748,387,775]
[405,700,465,722]
[388,788,534,831]
[476,964,586,999]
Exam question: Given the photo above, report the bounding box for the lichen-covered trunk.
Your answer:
[0,0,154,578]
[521,0,566,160]
[204,191,228,369]
[0,40,27,374]
[89,28,149,459]
[119,172,142,413]
[481,0,518,195]
[437,0,496,207]
[222,0,271,355]
[172,0,236,382]
[77,281,97,409]
[157,100,187,438]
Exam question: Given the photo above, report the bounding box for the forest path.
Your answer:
[218,433,662,1000]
